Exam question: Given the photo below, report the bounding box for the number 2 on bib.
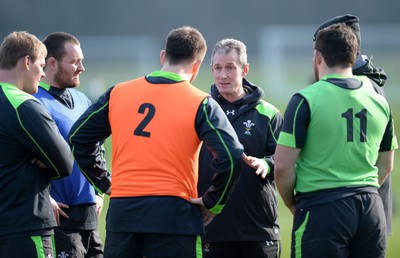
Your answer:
[134,103,155,137]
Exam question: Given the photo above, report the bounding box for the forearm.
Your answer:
[274,145,300,214]
[196,97,244,213]
[69,89,113,193]
[275,166,296,210]
[376,150,394,186]
[19,100,74,179]
[70,132,111,194]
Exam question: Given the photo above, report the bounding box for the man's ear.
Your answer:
[22,55,30,70]
[313,49,322,65]
[188,59,203,83]
[242,63,250,77]
[46,57,58,70]
[160,50,166,65]
[192,59,201,74]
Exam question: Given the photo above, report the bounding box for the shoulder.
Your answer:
[299,81,324,95]
[356,75,389,104]
[255,99,280,118]
[115,77,145,88]
[188,83,209,99]
[2,84,40,109]
[33,86,52,101]
[298,81,332,105]
[71,88,90,100]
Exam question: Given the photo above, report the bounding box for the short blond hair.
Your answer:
[0,31,47,69]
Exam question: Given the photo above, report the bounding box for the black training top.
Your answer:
[0,83,73,239]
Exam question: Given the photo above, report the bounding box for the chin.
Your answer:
[28,87,38,94]
[67,81,80,88]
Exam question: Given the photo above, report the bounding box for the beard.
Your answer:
[54,65,80,88]
[313,60,319,82]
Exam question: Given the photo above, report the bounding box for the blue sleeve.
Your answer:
[68,87,113,194]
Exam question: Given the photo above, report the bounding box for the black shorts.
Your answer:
[0,234,55,257]
[291,192,386,258]
[202,240,281,258]
[54,227,103,258]
[104,231,201,258]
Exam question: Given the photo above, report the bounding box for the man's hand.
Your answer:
[31,157,47,169]
[95,195,104,217]
[105,187,111,195]
[242,153,269,179]
[288,204,296,215]
[50,196,69,225]
[189,197,216,226]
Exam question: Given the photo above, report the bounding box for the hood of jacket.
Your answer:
[352,55,387,87]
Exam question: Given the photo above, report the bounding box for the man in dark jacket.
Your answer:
[0,31,73,257]
[198,38,283,258]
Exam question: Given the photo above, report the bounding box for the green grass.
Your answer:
[82,61,400,257]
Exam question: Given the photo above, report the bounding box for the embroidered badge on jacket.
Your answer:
[243,119,255,135]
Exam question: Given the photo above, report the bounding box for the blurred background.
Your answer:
[2,0,399,256]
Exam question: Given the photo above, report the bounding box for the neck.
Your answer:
[319,66,353,79]
[161,60,197,82]
[0,69,24,90]
[41,73,62,89]
[221,87,245,103]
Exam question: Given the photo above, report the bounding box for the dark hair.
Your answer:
[43,32,80,62]
[0,31,46,69]
[313,14,361,56]
[165,26,206,65]
[314,23,358,68]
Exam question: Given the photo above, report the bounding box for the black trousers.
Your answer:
[104,231,201,258]
[291,192,386,258]
[0,234,55,257]
[54,227,104,258]
[202,240,281,258]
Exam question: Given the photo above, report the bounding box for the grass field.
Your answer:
[83,61,400,257]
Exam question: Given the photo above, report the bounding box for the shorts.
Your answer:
[54,228,103,258]
[0,234,55,257]
[202,240,281,258]
[104,231,201,258]
[291,192,386,258]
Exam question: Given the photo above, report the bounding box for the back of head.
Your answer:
[313,14,361,56]
[164,26,206,65]
[0,31,46,70]
[313,15,387,87]
[210,38,248,67]
[43,32,80,62]
[314,23,358,69]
